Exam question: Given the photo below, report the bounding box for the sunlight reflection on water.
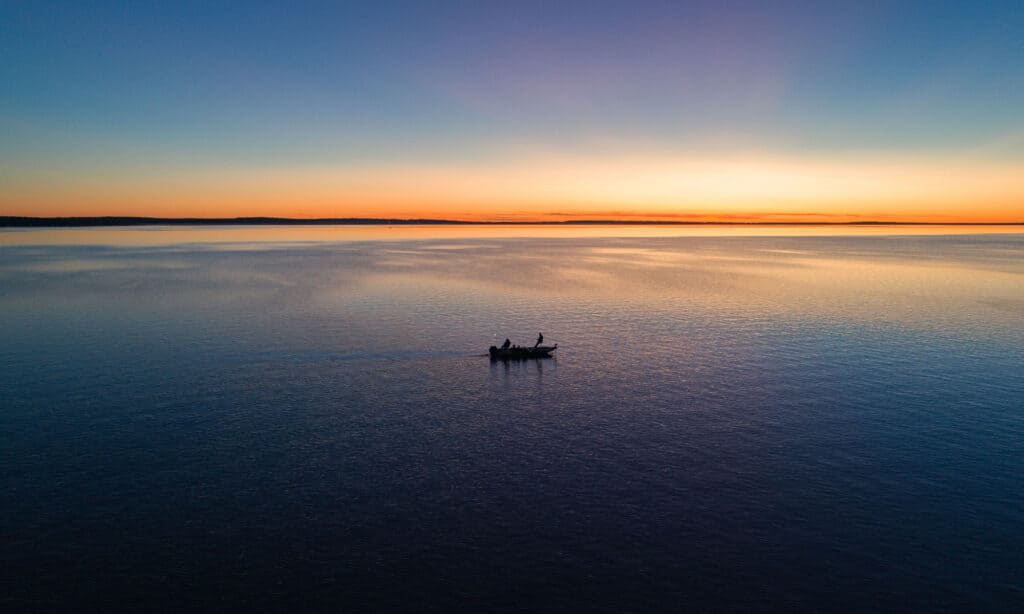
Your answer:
[2,222,1023,246]
[1,226,1022,610]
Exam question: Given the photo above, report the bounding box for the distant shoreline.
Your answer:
[2,216,1022,228]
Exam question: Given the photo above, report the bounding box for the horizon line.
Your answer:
[2,216,1023,228]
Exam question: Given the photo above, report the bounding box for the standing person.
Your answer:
[502,338,511,350]
[534,332,543,348]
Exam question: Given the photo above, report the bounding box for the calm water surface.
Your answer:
[2,226,1023,610]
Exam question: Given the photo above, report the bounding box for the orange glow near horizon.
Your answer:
[2,153,1022,223]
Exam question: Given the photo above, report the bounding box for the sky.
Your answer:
[1,1,1022,222]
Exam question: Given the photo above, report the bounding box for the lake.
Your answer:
[2,225,1022,610]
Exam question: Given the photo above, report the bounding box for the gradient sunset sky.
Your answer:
[2,1,1022,222]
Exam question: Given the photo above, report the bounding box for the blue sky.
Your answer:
[2,1,1022,219]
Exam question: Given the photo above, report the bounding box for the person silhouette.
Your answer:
[534,332,543,348]
[501,338,511,350]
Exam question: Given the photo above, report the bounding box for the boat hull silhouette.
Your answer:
[489,344,558,361]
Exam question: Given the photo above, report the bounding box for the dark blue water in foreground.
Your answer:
[2,228,1023,610]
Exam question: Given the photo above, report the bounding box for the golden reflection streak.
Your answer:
[1,224,1022,247]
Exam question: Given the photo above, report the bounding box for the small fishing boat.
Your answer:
[489,344,558,361]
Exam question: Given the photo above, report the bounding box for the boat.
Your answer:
[489,344,558,361]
